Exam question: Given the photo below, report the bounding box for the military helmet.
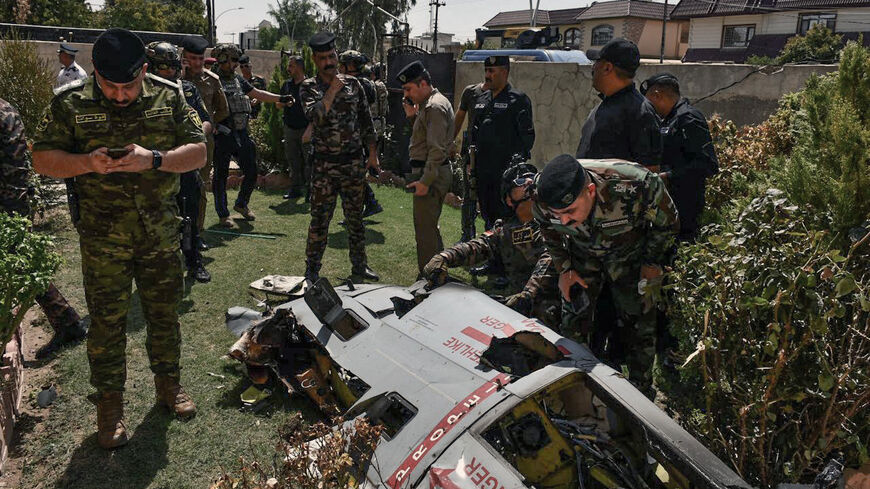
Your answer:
[145,41,181,76]
[211,43,242,64]
[501,162,538,201]
[339,50,368,69]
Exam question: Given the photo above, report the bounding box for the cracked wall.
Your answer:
[454,61,836,166]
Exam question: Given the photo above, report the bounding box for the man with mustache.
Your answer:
[299,31,380,283]
[31,28,207,449]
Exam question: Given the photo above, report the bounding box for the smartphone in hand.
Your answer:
[107,147,132,159]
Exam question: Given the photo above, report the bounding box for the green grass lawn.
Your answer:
[19,184,483,489]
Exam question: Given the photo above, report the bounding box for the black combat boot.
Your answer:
[351,264,380,282]
[189,260,211,283]
[305,261,320,283]
[36,319,88,359]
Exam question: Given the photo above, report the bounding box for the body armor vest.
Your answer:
[222,75,252,131]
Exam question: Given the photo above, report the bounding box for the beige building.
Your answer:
[482,0,689,59]
[670,0,870,62]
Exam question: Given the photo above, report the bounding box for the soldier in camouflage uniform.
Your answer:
[146,41,212,283]
[423,163,560,327]
[532,154,679,394]
[180,36,230,239]
[31,28,206,449]
[338,50,383,218]
[210,43,292,227]
[1,98,88,359]
[300,32,380,283]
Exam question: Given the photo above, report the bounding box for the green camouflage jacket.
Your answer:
[32,74,206,243]
[0,98,31,214]
[440,215,557,299]
[533,160,679,273]
[300,73,376,157]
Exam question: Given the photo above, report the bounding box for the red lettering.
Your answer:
[483,476,500,489]
[465,457,481,476]
[471,466,490,485]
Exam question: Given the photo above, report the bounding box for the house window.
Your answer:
[680,25,689,43]
[563,28,581,49]
[591,24,614,46]
[799,13,836,35]
[722,24,755,48]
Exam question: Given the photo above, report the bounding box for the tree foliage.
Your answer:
[97,0,206,34]
[0,0,94,27]
[777,24,844,64]
[320,0,415,58]
[266,0,319,47]
[0,213,61,348]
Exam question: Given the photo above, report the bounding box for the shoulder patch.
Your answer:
[147,73,182,90]
[36,109,53,132]
[52,78,86,96]
[511,225,534,245]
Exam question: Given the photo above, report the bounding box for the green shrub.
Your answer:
[746,55,776,66]
[777,24,843,64]
[666,190,869,487]
[0,213,61,347]
[779,41,870,234]
[0,31,55,135]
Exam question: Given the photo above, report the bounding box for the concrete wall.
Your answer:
[454,61,836,166]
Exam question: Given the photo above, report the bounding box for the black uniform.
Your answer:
[660,98,718,240]
[179,79,211,268]
[214,73,258,218]
[471,84,535,229]
[575,83,661,168]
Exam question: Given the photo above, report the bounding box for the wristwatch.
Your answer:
[151,149,163,170]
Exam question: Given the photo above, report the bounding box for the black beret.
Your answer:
[586,38,640,75]
[180,35,209,55]
[309,31,336,52]
[537,154,587,209]
[58,43,78,55]
[238,54,250,64]
[92,28,146,84]
[640,72,680,95]
[396,60,427,84]
[484,55,509,67]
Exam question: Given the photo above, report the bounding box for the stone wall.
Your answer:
[454,61,837,166]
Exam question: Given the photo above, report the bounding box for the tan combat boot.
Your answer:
[232,204,256,221]
[94,391,128,449]
[155,375,197,419]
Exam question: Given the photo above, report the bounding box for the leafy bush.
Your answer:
[666,191,869,487]
[777,24,843,64]
[0,213,61,347]
[664,40,870,488]
[779,41,870,234]
[0,30,55,135]
[747,55,776,66]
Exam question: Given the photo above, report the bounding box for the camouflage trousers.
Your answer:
[305,158,367,274]
[80,221,184,393]
[560,259,657,393]
[35,283,81,332]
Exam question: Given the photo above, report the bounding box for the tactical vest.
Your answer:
[221,75,252,131]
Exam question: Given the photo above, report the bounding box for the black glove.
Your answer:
[279,94,294,105]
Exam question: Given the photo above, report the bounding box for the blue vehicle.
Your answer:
[462,48,591,64]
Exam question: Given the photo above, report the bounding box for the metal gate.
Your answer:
[384,46,456,174]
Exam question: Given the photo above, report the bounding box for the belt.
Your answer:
[313,152,362,163]
[410,159,449,168]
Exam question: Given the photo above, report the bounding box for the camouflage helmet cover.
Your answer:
[501,162,538,200]
[339,50,368,68]
[211,43,242,63]
[145,41,181,74]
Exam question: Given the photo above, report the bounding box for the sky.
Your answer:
[212,0,655,44]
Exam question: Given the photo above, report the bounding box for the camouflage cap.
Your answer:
[537,154,587,209]
[339,50,368,67]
